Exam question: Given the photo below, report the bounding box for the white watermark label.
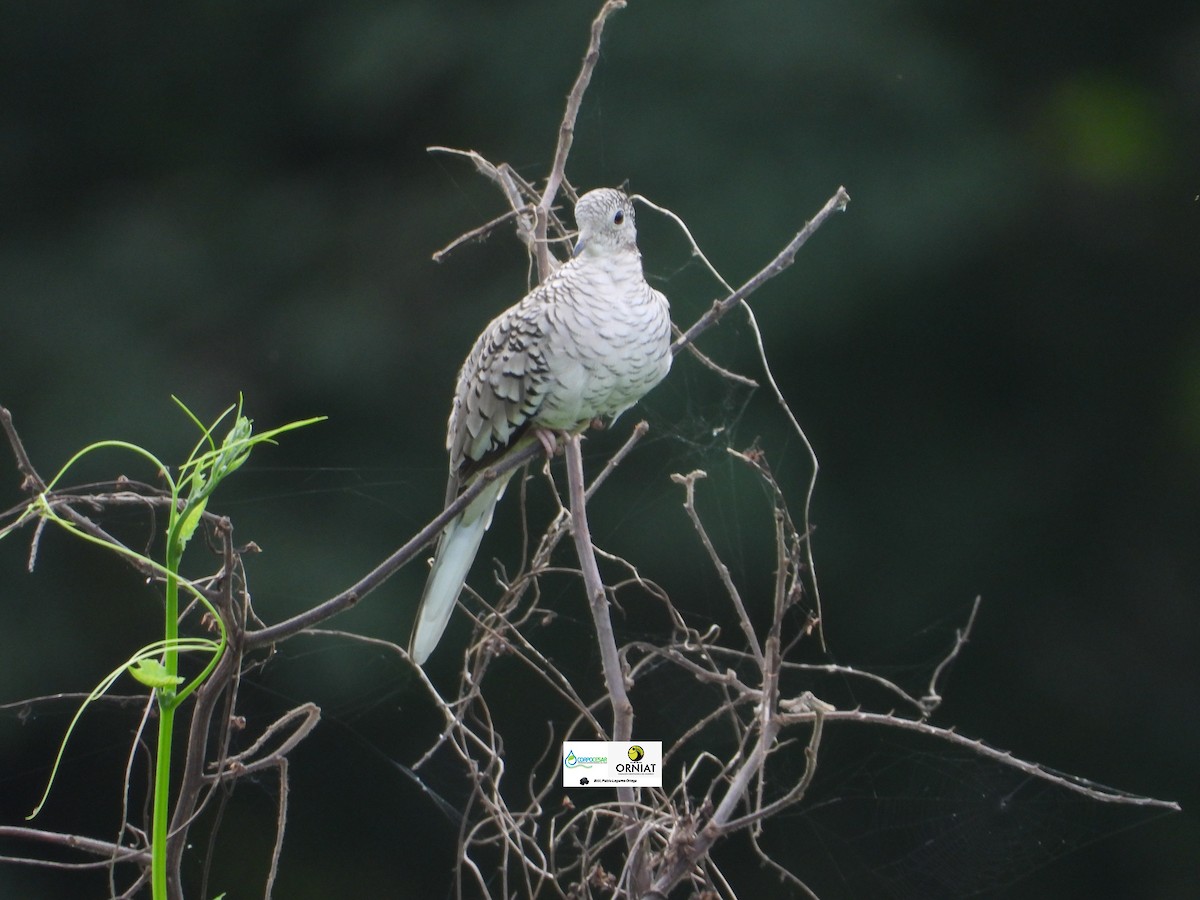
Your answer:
[562,741,663,788]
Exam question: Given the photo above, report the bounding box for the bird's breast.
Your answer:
[536,272,672,428]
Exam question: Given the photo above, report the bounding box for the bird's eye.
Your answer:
[613,210,625,225]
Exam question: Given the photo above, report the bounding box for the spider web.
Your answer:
[761,728,1173,899]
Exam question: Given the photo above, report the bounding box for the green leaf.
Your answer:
[176,496,208,548]
[128,658,185,689]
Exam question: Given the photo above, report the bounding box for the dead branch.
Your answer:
[0,825,151,868]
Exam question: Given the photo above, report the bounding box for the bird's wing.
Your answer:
[447,285,557,486]
[412,282,561,665]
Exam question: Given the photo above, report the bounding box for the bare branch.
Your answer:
[670,469,764,667]
[800,708,1182,811]
[921,594,983,716]
[207,704,320,780]
[672,186,850,354]
[426,147,527,215]
[564,435,632,743]
[730,313,827,651]
[0,405,47,492]
[632,193,734,293]
[265,757,289,900]
[670,323,759,387]
[244,438,544,648]
[537,0,629,271]
[0,826,150,867]
[430,206,526,263]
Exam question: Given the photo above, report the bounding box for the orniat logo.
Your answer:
[615,744,656,774]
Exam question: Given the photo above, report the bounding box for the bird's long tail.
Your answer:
[409,477,508,665]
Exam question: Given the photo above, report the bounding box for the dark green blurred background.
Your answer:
[2,1,1196,897]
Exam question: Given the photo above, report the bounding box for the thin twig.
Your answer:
[672,186,850,353]
[921,594,983,716]
[0,405,47,491]
[114,696,154,893]
[431,207,526,263]
[426,148,527,218]
[797,707,1182,811]
[537,0,628,276]
[264,757,288,900]
[670,323,758,387]
[0,826,151,867]
[731,313,827,650]
[670,470,764,667]
[632,193,733,293]
[637,195,758,387]
[208,704,320,780]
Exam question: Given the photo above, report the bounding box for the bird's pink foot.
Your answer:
[533,428,559,458]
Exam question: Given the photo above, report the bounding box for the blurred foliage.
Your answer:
[1,1,1197,897]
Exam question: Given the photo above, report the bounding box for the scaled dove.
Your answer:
[409,188,672,665]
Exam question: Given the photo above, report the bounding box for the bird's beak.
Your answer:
[572,237,585,258]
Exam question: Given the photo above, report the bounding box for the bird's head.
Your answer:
[572,188,638,258]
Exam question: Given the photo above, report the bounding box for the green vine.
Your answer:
[9,397,323,899]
